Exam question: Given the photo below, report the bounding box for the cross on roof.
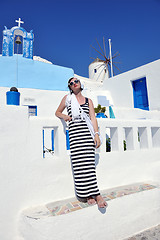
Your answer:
[15,18,24,27]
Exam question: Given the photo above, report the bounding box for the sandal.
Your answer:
[96,195,108,208]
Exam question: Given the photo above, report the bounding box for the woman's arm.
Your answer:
[55,95,72,122]
[88,98,101,148]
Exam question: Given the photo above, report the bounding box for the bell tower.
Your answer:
[2,18,34,59]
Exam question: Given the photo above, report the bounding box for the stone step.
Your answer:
[23,182,158,220]
[19,182,160,240]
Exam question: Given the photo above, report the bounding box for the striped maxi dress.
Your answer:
[67,97,100,199]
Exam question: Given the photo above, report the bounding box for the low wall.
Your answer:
[0,105,160,239]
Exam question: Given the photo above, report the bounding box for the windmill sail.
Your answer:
[89,38,121,81]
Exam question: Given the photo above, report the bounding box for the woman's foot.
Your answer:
[87,196,96,205]
[96,195,107,208]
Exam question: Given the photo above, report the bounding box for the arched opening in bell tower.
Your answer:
[13,29,24,55]
[2,20,34,59]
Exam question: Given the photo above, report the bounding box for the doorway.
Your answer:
[132,77,149,110]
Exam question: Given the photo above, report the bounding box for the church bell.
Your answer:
[15,36,22,44]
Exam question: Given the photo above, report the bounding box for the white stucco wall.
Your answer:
[0,105,29,240]
[1,105,160,240]
[0,106,74,240]
[0,87,113,118]
[0,87,69,117]
[103,59,160,111]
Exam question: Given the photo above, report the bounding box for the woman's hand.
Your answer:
[63,115,72,122]
[94,134,101,148]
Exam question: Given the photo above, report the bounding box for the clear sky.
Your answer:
[0,0,160,77]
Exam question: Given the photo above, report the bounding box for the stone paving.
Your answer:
[25,182,157,220]
[46,183,157,216]
[125,224,160,240]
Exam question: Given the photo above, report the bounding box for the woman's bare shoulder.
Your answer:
[57,95,68,107]
[88,98,93,104]
[60,94,68,102]
[63,94,68,100]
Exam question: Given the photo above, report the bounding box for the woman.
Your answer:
[55,77,107,208]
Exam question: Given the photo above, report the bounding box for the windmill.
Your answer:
[89,38,121,81]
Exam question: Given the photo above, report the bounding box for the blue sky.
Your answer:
[0,0,160,77]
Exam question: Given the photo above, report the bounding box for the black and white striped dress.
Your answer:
[67,97,100,199]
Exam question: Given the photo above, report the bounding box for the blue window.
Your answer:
[28,106,37,116]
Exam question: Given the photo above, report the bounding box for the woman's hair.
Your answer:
[68,77,83,93]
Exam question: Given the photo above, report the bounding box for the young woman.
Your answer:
[55,77,107,208]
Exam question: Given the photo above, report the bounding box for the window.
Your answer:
[43,128,54,158]
[28,106,37,116]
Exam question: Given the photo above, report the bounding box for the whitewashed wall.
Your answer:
[0,106,74,240]
[1,105,160,239]
[0,87,69,117]
[103,59,160,111]
[0,87,112,118]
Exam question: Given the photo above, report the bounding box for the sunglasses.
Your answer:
[69,79,80,86]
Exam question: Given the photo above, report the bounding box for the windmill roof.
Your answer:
[90,57,105,65]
